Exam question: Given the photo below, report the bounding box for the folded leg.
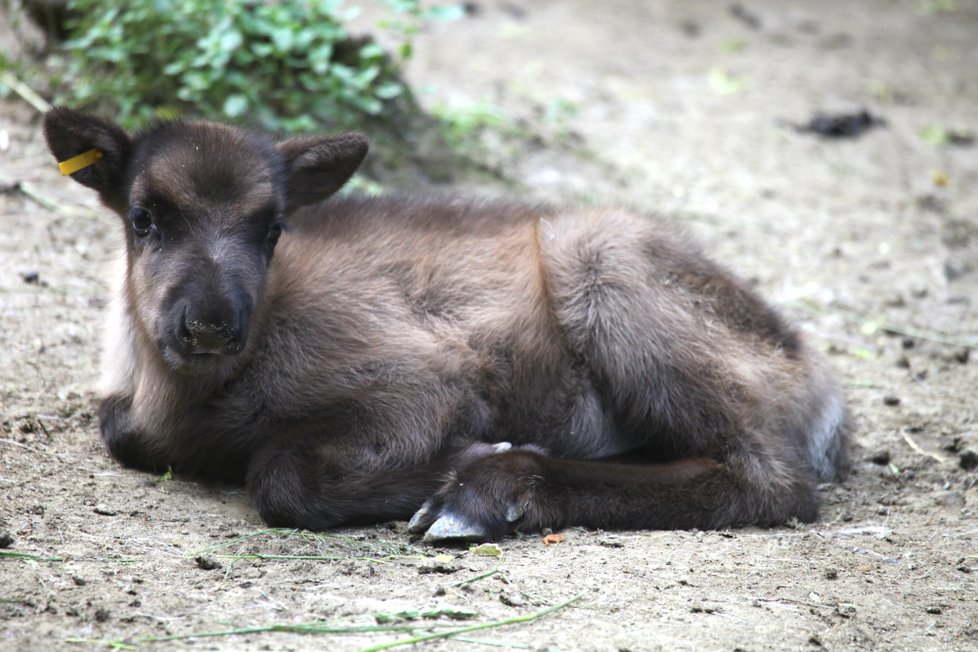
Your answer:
[409,447,819,542]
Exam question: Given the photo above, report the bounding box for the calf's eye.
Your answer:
[128,207,153,237]
[266,221,283,245]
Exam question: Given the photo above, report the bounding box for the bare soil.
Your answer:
[2,1,977,650]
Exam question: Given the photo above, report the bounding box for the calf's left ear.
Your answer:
[276,133,368,211]
[43,106,132,211]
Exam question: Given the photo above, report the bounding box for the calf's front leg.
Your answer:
[98,394,167,473]
[246,437,515,530]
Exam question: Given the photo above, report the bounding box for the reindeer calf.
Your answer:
[44,108,849,541]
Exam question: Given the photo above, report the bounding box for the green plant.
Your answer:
[430,101,514,149]
[54,0,435,132]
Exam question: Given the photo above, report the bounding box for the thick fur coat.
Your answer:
[44,108,850,541]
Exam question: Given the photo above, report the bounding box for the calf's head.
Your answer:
[44,108,367,375]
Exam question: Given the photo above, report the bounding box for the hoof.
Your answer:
[422,512,488,543]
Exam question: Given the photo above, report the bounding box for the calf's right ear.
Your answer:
[43,107,131,210]
[276,132,368,211]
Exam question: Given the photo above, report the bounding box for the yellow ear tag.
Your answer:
[58,148,104,176]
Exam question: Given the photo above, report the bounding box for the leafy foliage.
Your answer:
[54,0,442,132]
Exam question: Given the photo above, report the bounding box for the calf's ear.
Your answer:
[276,133,368,211]
[43,107,132,210]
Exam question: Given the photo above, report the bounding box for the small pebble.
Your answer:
[939,492,966,508]
[598,537,625,548]
[943,437,963,453]
[834,604,856,619]
[93,504,117,516]
[417,562,455,575]
[882,396,901,406]
[194,555,222,571]
[869,450,891,465]
[499,592,525,607]
[959,450,978,471]
[0,531,13,548]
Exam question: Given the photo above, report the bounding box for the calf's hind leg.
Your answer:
[408,444,820,542]
[407,213,845,542]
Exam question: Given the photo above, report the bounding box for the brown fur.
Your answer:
[44,107,850,541]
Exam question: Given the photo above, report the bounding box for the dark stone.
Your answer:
[958,450,978,471]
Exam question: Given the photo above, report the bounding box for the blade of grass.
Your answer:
[845,379,885,389]
[65,638,138,651]
[65,598,579,648]
[795,299,978,349]
[0,71,51,113]
[878,323,978,350]
[136,622,418,643]
[0,177,101,219]
[900,430,947,464]
[357,594,584,652]
[215,553,400,565]
[217,553,346,561]
[189,528,300,555]
[0,551,134,563]
[193,527,430,567]
[452,568,500,587]
[374,608,479,624]
[0,551,65,561]
[67,624,417,649]
[452,637,532,649]
[190,528,425,561]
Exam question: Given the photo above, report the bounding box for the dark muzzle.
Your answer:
[181,320,243,355]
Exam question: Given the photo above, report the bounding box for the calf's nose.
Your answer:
[179,307,247,355]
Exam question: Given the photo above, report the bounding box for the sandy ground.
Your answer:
[2,1,977,650]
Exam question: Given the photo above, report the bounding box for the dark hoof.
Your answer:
[409,447,547,543]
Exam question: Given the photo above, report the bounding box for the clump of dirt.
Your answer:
[2,1,977,650]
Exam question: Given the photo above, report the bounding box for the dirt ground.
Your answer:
[2,1,977,650]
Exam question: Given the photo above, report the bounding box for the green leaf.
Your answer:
[250,42,274,58]
[860,320,879,336]
[921,125,949,146]
[156,465,174,483]
[426,4,466,21]
[359,43,386,60]
[270,27,294,52]
[54,0,422,132]
[222,94,249,117]
[469,543,503,557]
[708,67,747,96]
[383,0,419,13]
[162,61,185,75]
[374,81,403,99]
[219,30,243,53]
[722,38,748,53]
[852,347,878,360]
